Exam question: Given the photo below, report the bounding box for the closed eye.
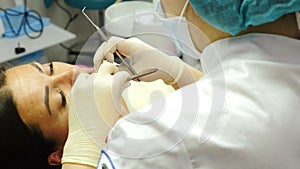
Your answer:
[58,89,66,107]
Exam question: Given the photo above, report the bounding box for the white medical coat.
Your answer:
[98,33,300,169]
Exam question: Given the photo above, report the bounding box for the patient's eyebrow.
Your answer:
[30,62,44,73]
[44,85,52,116]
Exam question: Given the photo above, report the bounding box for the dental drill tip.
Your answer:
[81,7,100,30]
[82,6,86,12]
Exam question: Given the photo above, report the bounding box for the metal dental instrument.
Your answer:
[81,7,139,77]
[128,68,158,81]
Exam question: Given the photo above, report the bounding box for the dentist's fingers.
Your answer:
[116,37,153,57]
[98,61,118,75]
[112,71,131,115]
[93,36,125,71]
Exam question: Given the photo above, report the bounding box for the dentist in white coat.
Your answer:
[61,0,300,168]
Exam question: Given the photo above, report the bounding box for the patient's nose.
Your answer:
[52,67,77,86]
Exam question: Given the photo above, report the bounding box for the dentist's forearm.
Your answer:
[172,63,203,90]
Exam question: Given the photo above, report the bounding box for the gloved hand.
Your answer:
[62,62,130,168]
[93,36,187,86]
[94,61,131,121]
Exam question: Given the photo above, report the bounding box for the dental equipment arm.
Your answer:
[93,36,203,89]
[62,62,130,168]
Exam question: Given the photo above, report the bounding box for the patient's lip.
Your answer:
[75,64,95,74]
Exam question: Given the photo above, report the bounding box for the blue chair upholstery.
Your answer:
[64,0,117,10]
[44,0,53,8]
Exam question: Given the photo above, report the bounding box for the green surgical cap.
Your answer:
[189,0,300,35]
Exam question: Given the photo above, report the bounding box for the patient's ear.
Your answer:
[47,146,63,166]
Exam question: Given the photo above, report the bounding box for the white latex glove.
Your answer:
[62,62,130,168]
[93,37,124,71]
[94,62,131,121]
[93,36,186,85]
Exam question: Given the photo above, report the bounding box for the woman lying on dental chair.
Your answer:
[2,0,300,168]
[0,60,174,169]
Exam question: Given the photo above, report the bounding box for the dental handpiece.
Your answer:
[81,7,139,77]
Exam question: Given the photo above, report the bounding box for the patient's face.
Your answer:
[5,62,92,147]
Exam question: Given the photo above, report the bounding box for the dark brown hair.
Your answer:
[0,66,60,169]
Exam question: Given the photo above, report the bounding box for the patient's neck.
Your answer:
[239,13,300,39]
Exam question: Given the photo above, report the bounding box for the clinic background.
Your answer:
[0,0,151,67]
